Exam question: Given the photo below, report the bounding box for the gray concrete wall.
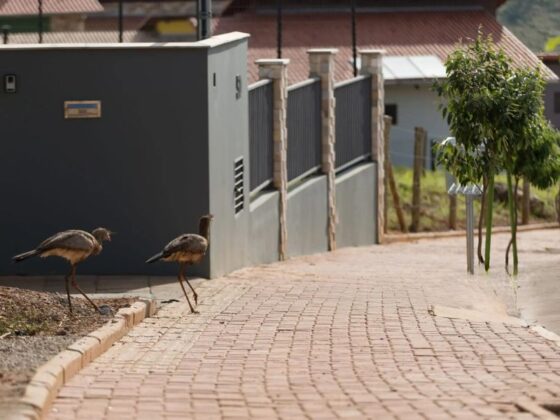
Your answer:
[335,163,377,248]
[545,81,560,130]
[207,37,251,278]
[286,175,328,258]
[385,84,450,169]
[0,35,248,277]
[249,191,279,266]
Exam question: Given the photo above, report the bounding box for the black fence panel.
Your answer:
[287,79,322,182]
[249,80,274,192]
[335,75,372,171]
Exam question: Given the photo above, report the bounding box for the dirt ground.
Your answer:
[0,286,135,401]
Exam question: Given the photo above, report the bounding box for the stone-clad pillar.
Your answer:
[256,59,289,260]
[308,49,338,251]
[359,49,385,244]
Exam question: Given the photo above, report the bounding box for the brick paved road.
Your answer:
[49,230,560,419]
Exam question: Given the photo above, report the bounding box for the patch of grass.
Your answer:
[0,286,135,336]
[387,167,558,233]
[0,315,49,336]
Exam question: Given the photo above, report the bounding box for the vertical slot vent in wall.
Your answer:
[234,157,244,214]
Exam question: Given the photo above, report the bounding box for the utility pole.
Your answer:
[118,0,123,43]
[276,0,282,58]
[351,0,357,76]
[38,0,43,44]
[197,0,212,40]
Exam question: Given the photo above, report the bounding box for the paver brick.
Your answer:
[48,230,560,419]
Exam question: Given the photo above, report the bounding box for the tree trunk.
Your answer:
[506,171,519,275]
[506,177,520,274]
[484,172,495,272]
[477,176,487,265]
[521,177,530,225]
[556,183,560,224]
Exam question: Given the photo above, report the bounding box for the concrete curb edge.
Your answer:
[529,324,560,347]
[385,223,559,244]
[11,299,157,420]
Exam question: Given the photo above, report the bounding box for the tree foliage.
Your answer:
[434,32,560,274]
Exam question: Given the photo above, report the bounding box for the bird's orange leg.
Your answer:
[182,264,198,305]
[178,263,198,314]
[70,265,100,313]
[65,268,73,314]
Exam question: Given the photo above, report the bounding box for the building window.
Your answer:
[385,104,397,125]
[555,92,560,114]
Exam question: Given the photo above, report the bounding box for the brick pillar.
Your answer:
[256,59,289,260]
[359,49,385,244]
[308,49,338,251]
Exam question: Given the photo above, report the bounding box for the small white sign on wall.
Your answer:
[64,100,102,119]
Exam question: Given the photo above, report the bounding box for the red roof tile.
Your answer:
[0,0,103,16]
[214,11,557,84]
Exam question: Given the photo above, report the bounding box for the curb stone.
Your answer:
[386,223,558,243]
[529,325,560,347]
[10,299,157,420]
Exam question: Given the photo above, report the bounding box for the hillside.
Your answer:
[497,0,560,53]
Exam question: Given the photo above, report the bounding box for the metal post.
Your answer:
[118,0,123,43]
[466,194,475,274]
[197,0,212,40]
[38,0,43,44]
[351,0,357,76]
[1,25,9,44]
[276,0,282,58]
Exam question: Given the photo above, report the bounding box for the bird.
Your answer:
[13,228,113,314]
[145,214,213,314]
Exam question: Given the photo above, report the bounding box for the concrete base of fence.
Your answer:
[287,175,329,258]
[335,163,377,248]
[249,190,280,266]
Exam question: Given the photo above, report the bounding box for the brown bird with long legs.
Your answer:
[146,214,213,314]
[13,228,113,314]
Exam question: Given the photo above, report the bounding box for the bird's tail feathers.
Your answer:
[146,252,163,264]
[12,249,39,262]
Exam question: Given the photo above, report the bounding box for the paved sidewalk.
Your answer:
[49,230,560,419]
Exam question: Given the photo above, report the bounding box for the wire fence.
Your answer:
[384,125,560,233]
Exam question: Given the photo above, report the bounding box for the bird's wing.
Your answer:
[37,230,95,251]
[162,234,208,256]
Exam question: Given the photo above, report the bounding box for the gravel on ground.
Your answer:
[0,336,77,400]
[0,286,136,401]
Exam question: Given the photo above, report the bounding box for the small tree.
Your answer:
[507,119,560,273]
[435,32,560,273]
[497,66,548,275]
[434,33,510,271]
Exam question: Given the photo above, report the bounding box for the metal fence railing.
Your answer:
[334,75,372,172]
[248,79,274,193]
[287,78,322,182]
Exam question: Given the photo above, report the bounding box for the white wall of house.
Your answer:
[384,83,450,169]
